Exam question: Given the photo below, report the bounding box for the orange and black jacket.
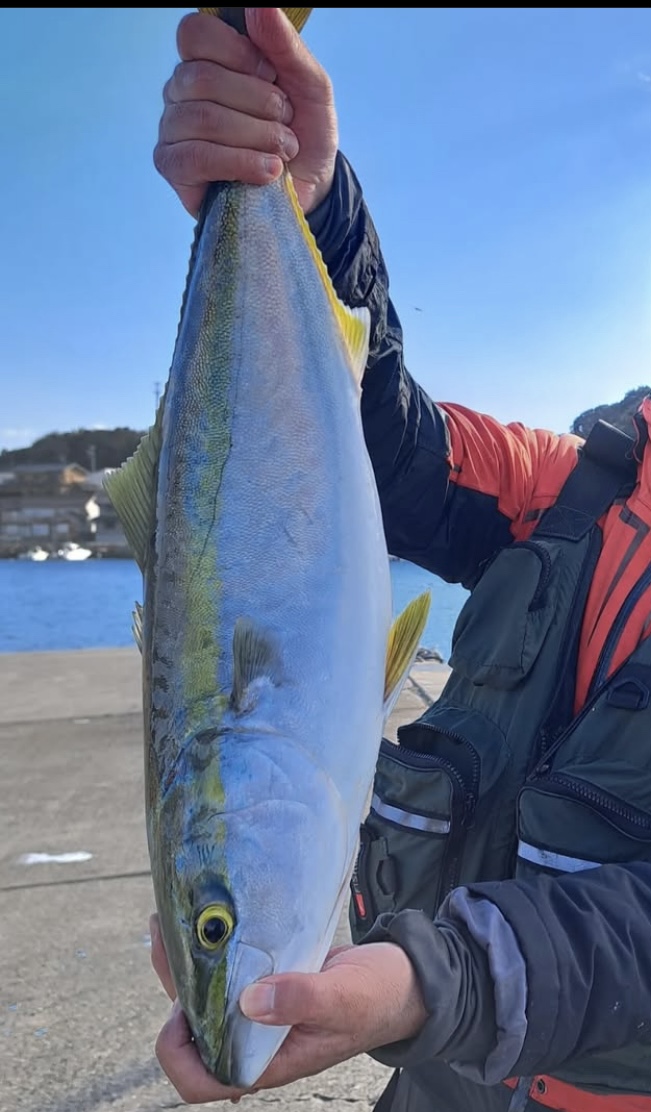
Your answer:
[308,152,651,1111]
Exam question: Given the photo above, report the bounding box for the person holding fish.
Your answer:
[146,8,651,1112]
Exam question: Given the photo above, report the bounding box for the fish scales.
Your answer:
[105,6,430,1090]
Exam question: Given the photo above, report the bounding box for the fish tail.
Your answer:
[199,8,313,35]
[197,7,369,384]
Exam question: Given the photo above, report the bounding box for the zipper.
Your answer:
[533,527,603,764]
[588,564,651,699]
[516,540,553,610]
[391,726,480,823]
[387,728,480,899]
[351,739,471,928]
[524,774,651,840]
[530,661,625,779]
[350,828,373,926]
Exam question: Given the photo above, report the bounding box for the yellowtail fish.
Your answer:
[105,6,430,1088]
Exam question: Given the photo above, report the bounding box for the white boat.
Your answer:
[18,546,49,562]
[57,542,93,562]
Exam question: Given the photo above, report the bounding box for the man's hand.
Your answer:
[150,914,428,1105]
[154,8,338,218]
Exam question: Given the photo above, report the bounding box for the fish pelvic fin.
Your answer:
[102,395,164,573]
[231,618,282,714]
[383,591,432,717]
[199,8,313,35]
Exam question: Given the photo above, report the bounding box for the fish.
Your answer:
[105,6,430,1089]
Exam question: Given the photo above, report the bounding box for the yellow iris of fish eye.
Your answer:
[196,905,234,950]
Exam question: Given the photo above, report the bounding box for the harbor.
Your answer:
[0,460,130,562]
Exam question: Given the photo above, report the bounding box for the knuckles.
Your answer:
[166,99,227,139]
[172,58,222,102]
[152,141,201,186]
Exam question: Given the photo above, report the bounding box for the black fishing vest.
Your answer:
[349,420,651,1093]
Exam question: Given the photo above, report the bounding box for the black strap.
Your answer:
[536,420,637,541]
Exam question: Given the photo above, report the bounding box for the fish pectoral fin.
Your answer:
[383,591,432,718]
[231,618,282,713]
[132,601,143,654]
[102,395,164,572]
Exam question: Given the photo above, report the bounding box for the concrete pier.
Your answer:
[0,649,449,1112]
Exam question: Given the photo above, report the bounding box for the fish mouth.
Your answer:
[213,1005,290,1090]
[195,941,286,1089]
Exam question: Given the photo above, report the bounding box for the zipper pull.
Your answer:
[462,794,476,828]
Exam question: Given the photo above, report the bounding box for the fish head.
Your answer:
[158,873,255,1085]
[153,738,349,1085]
[157,860,271,1088]
[189,914,286,1090]
[157,788,331,1091]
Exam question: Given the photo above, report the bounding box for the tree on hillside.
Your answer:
[2,384,650,471]
[571,386,650,439]
[0,428,144,471]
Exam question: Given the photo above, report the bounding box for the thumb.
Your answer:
[244,8,333,103]
[239,969,346,1028]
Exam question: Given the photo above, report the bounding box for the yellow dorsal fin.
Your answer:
[283,172,371,384]
[384,591,432,715]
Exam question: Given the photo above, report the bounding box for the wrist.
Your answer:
[305,176,335,214]
[359,910,462,1066]
[390,945,430,1043]
[301,169,336,219]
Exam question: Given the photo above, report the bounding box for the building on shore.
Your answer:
[82,472,131,557]
[0,462,129,558]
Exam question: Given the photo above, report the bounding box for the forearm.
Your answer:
[362,864,651,1084]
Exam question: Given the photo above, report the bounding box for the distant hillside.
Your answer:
[2,387,650,471]
[571,386,650,439]
[0,428,144,472]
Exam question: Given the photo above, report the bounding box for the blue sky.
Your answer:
[2,7,651,452]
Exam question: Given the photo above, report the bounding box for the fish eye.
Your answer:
[196,904,234,951]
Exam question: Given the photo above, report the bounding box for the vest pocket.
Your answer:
[349,705,509,941]
[517,764,651,881]
[449,541,558,690]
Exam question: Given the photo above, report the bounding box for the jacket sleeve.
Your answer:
[308,153,582,589]
[360,864,651,1084]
